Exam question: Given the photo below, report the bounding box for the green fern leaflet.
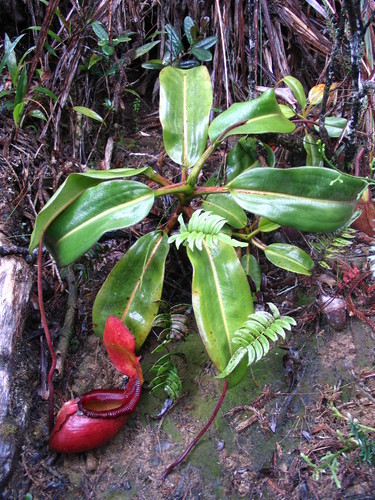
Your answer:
[168,209,248,251]
[217,303,296,379]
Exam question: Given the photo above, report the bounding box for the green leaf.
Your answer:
[183,17,196,45]
[44,180,154,266]
[28,26,62,43]
[88,54,103,69]
[73,106,103,122]
[165,24,184,57]
[29,167,151,253]
[29,109,46,121]
[190,47,212,61]
[4,33,18,84]
[33,86,59,101]
[282,76,307,110]
[91,21,108,41]
[217,304,295,378]
[101,43,114,57]
[279,104,296,119]
[202,194,247,229]
[187,240,253,387]
[228,167,366,232]
[241,253,261,291]
[0,33,25,74]
[14,64,27,107]
[304,133,323,166]
[315,117,347,138]
[194,36,217,50]
[225,137,275,183]
[209,90,295,143]
[178,60,200,69]
[93,231,169,348]
[159,66,213,167]
[258,217,281,232]
[264,243,314,275]
[13,102,24,127]
[133,41,161,59]
[141,59,165,70]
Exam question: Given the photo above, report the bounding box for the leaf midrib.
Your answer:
[54,192,152,245]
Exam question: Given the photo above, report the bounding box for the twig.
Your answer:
[37,239,56,431]
[159,379,228,480]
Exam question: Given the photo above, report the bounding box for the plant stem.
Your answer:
[154,182,194,198]
[186,143,217,187]
[144,168,173,187]
[37,238,57,431]
[159,379,228,481]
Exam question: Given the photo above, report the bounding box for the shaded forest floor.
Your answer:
[1,96,375,499]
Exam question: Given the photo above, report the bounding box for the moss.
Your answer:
[0,420,18,437]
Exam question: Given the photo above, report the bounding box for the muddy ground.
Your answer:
[1,105,375,499]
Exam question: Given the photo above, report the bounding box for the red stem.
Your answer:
[159,379,228,481]
[37,238,57,431]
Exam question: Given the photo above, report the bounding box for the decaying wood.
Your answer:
[0,255,33,488]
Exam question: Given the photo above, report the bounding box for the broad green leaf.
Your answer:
[29,167,151,252]
[190,47,212,61]
[264,243,314,275]
[282,76,307,109]
[44,180,154,266]
[187,240,253,387]
[88,54,103,69]
[91,21,108,41]
[280,104,296,119]
[314,117,347,138]
[209,89,295,143]
[13,102,24,127]
[183,17,196,45]
[133,41,161,59]
[29,109,46,121]
[178,60,200,69]
[100,43,114,57]
[141,59,165,70]
[304,133,323,166]
[241,253,261,291]
[159,66,213,167]
[202,194,247,229]
[258,217,280,232]
[194,36,217,50]
[93,232,169,349]
[165,24,184,57]
[228,167,366,232]
[225,137,275,183]
[73,106,103,122]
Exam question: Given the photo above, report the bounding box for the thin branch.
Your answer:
[159,380,228,480]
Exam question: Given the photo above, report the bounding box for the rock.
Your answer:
[0,256,33,488]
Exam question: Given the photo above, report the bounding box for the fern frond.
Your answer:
[309,226,356,268]
[149,352,183,401]
[152,303,191,345]
[217,303,296,379]
[168,210,248,251]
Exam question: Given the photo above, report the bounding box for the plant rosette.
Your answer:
[49,317,143,454]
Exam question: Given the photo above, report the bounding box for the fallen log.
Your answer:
[0,255,33,488]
